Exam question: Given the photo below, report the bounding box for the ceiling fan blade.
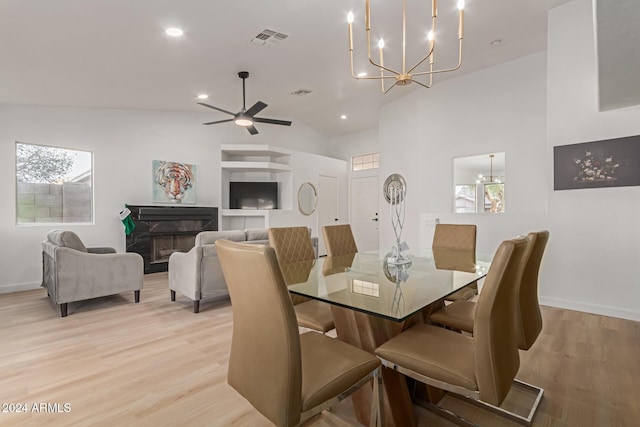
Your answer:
[254,117,292,126]
[197,102,235,116]
[245,101,268,117]
[247,125,259,135]
[203,119,234,125]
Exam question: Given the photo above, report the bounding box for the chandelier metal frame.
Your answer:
[347,0,466,93]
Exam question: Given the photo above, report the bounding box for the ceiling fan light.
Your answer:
[235,117,253,127]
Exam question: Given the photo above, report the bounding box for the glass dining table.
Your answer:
[282,248,492,427]
[285,248,491,322]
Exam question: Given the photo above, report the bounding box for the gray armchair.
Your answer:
[42,230,143,317]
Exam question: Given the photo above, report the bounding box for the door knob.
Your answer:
[372,218,378,221]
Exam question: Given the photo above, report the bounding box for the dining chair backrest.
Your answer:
[473,236,531,406]
[322,224,358,257]
[516,230,549,350]
[269,226,315,264]
[216,239,303,427]
[432,224,477,253]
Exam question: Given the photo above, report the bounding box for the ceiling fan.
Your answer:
[198,71,292,135]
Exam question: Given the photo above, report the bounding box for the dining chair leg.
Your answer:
[369,367,382,427]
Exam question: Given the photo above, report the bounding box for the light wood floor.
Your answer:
[1,272,639,426]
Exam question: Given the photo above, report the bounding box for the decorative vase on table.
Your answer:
[383,174,411,266]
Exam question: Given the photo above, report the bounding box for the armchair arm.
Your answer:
[54,248,143,304]
[168,246,203,300]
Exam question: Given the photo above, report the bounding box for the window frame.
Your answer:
[15,141,94,225]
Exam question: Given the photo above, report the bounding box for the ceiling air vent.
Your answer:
[291,89,312,96]
[250,29,289,47]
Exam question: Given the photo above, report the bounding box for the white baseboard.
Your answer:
[540,296,640,322]
[0,281,41,294]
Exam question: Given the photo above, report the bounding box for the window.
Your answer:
[352,153,380,171]
[455,184,477,213]
[16,142,93,224]
[483,183,505,213]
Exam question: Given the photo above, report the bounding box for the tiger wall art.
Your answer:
[152,160,197,204]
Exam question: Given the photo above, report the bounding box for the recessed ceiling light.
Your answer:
[197,94,209,100]
[165,27,184,37]
[341,115,347,120]
[490,39,502,47]
[357,72,367,77]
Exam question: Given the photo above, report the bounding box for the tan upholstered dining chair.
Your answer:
[216,239,381,427]
[268,227,334,333]
[376,236,543,426]
[432,223,478,301]
[322,224,358,257]
[430,230,550,351]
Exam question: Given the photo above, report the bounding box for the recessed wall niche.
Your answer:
[453,152,506,213]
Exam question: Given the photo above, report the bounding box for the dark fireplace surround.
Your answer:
[125,205,218,274]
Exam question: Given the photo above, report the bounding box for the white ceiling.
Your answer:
[1,0,578,138]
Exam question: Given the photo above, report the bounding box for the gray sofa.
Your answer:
[42,230,144,317]
[168,228,317,313]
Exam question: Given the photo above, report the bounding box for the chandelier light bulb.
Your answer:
[346,0,465,93]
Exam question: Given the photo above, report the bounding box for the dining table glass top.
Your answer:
[284,249,492,322]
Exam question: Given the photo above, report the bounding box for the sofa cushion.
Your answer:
[47,230,88,252]
[245,228,269,241]
[196,230,246,246]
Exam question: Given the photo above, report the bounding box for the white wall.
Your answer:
[254,150,349,239]
[377,52,548,252]
[545,0,640,320]
[0,104,330,292]
[343,0,640,321]
[328,128,380,163]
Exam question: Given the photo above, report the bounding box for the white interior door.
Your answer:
[317,175,339,256]
[350,176,379,252]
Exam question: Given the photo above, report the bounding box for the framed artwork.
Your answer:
[553,135,640,190]
[152,160,197,204]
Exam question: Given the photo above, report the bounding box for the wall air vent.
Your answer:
[250,29,289,47]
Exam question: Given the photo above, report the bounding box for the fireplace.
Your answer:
[125,205,218,273]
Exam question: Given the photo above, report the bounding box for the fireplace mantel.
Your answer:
[125,205,218,273]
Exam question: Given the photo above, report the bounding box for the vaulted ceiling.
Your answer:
[4,0,634,138]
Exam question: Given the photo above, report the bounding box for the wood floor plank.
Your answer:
[1,272,639,426]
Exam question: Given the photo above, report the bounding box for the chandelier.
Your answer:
[347,0,465,93]
[476,154,503,184]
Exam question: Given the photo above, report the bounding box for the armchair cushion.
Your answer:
[46,230,87,252]
[245,228,269,241]
[195,230,246,246]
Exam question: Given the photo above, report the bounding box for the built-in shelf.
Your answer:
[220,144,294,230]
[220,161,291,172]
[220,145,292,158]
